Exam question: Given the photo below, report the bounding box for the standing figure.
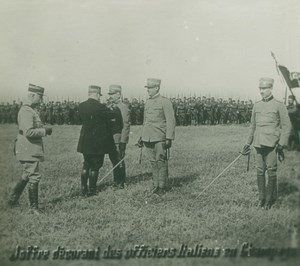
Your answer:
[241,78,291,209]
[77,85,118,196]
[138,79,176,195]
[108,85,130,189]
[8,84,53,212]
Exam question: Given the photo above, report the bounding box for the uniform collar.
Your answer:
[262,95,274,102]
[149,93,160,99]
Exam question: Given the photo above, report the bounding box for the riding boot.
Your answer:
[8,179,28,207]
[28,182,39,209]
[89,170,98,196]
[158,161,168,190]
[265,174,277,209]
[257,174,266,208]
[150,161,159,191]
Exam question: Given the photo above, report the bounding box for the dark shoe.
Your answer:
[265,201,274,210]
[157,188,167,196]
[28,183,39,209]
[8,179,28,207]
[88,170,98,196]
[114,183,124,190]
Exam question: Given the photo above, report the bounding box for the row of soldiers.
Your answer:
[0,96,254,126]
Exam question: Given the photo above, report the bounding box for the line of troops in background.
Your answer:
[0,96,255,126]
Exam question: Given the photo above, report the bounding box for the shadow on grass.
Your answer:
[168,173,198,187]
[46,172,199,205]
[278,181,299,196]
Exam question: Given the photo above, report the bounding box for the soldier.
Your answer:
[238,101,247,124]
[241,77,291,209]
[176,99,186,126]
[287,95,300,150]
[11,100,19,124]
[77,85,119,196]
[8,84,53,211]
[108,85,130,188]
[137,78,176,194]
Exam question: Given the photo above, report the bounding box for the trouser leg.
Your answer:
[109,147,125,188]
[265,148,278,208]
[144,142,159,190]
[255,148,266,206]
[83,154,104,196]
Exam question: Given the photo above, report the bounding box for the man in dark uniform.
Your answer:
[77,85,119,196]
[242,77,291,209]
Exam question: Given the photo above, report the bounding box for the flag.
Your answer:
[278,65,300,89]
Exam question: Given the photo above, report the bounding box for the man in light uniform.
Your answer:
[8,84,53,211]
[108,85,130,188]
[138,78,176,194]
[241,78,291,209]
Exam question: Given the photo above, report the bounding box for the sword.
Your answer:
[194,153,243,200]
[98,156,126,184]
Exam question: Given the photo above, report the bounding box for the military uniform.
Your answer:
[9,84,52,210]
[246,78,291,209]
[108,85,130,188]
[141,79,176,192]
[77,85,118,196]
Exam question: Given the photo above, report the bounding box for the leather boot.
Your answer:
[88,170,98,196]
[158,161,168,190]
[257,174,266,208]
[150,161,159,190]
[28,183,39,209]
[266,174,277,209]
[8,179,28,207]
[81,168,89,197]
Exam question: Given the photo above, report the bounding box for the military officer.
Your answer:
[108,84,130,188]
[138,78,176,194]
[241,77,291,209]
[8,84,53,211]
[77,85,119,196]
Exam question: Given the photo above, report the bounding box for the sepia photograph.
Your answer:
[0,0,299,265]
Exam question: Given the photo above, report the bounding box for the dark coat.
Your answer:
[77,98,121,154]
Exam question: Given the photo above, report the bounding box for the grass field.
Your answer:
[0,124,299,266]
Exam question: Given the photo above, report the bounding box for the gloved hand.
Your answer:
[136,137,143,148]
[119,143,126,159]
[45,126,53,136]
[240,144,251,155]
[276,144,285,162]
[162,139,172,150]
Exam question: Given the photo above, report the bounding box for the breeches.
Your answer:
[20,161,41,184]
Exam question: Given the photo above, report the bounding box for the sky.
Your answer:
[0,0,299,102]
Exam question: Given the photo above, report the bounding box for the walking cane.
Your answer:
[139,147,143,164]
